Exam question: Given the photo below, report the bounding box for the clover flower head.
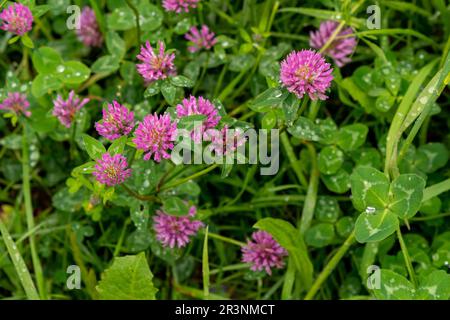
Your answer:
[242,231,288,275]
[92,153,131,186]
[162,0,199,13]
[95,101,135,141]
[136,40,176,83]
[280,49,333,101]
[52,90,89,128]
[310,20,357,67]
[176,95,221,142]
[133,113,177,162]
[0,92,31,117]
[153,207,204,248]
[185,25,217,52]
[0,3,33,36]
[206,125,246,156]
[76,7,103,47]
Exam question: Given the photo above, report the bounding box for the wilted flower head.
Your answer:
[280,49,333,101]
[242,231,288,275]
[76,7,103,47]
[206,126,246,156]
[185,25,217,53]
[0,92,31,117]
[136,40,176,83]
[95,101,135,141]
[52,90,89,128]
[162,0,199,13]
[133,113,177,162]
[92,153,132,186]
[0,3,33,36]
[310,21,357,67]
[176,95,221,141]
[153,207,204,248]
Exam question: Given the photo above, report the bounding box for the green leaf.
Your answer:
[82,134,106,160]
[318,146,344,175]
[31,74,63,97]
[304,223,335,248]
[106,31,126,60]
[336,216,354,238]
[96,252,158,300]
[355,209,398,243]
[287,117,321,141]
[174,18,191,34]
[161,81,177,105]
[315,197,341,223]
[57,61,91,84]
[144,80,161,97]
[32,47,64,74]
[389,174,425,219]
[108,136,128,155]
[138,2,163,32]
[20,34,34,49]
[249,88,288,112]
[261,111,277,129]
[170,75,194,88]
[415,143,449,173]
[162,197,190,216]
[321,168,351,194]
[107,7,134,30]
[350,166,390,212]
[416,270,450,300]
[92,55,120,74]
[254,218,313,290]
[372,269,415,299]
[337,124,368,151]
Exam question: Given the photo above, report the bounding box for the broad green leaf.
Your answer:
[32,47,64,74]
[352,148,382,169]
[316,118,338,144]
[170,75,194,88]
[287,116,321,141]
[304,223,335,248]
[161,82,177,105]
[162,197,190,216]
[350,166,390,212]
[315,197,341,223]
[106,31,126,60]
[138,2,163,32]
[416,270,450,300]
[107,7,134,30]
[355,209,398,243]
[254,218,313,289]
[82,134,106,160]
[318,146,344,175]
[108,136,128,155]
[57,61,90,84]
[97,253,158,300]
[336,216,355,238]
[144,80,161,97]
[415,143,448,173]
[20,34,34,48]
[92,55,120,74]
[321,168,351,194]
[130,202,149,231]
[337,124,368,151]
[31,74,63,97]
[261,111,277,129]
[249,88,288,112]
[375,94,395,112]
[372,269,415,300]
[389,174,425,219]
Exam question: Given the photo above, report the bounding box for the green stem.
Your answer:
[113,218,130,257]
[160,164,219,191]
[205,231,245,247]
[209,263,250,275]
[22,126,46,299]
[0,218,39,300]
[280,132,308,188]
[304,231,356,300]
[396,226,417,288]
[125,0,141,45]
[121,184,160,202]
[422,178,450,202]
[411,212,450,221]
[299,143,319,234]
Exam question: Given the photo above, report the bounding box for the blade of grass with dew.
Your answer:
[202,226,210,299]
[0,219,40,300]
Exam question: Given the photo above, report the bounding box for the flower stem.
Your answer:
[396,226,417,288]
[280,132,308,188]
[121,184,160,202]
[160,164,219,191]
[299,143,318,234]
[304,231,356,300]
[22,125,46,299]
[205,231,245,247]
[125,0,141,46]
